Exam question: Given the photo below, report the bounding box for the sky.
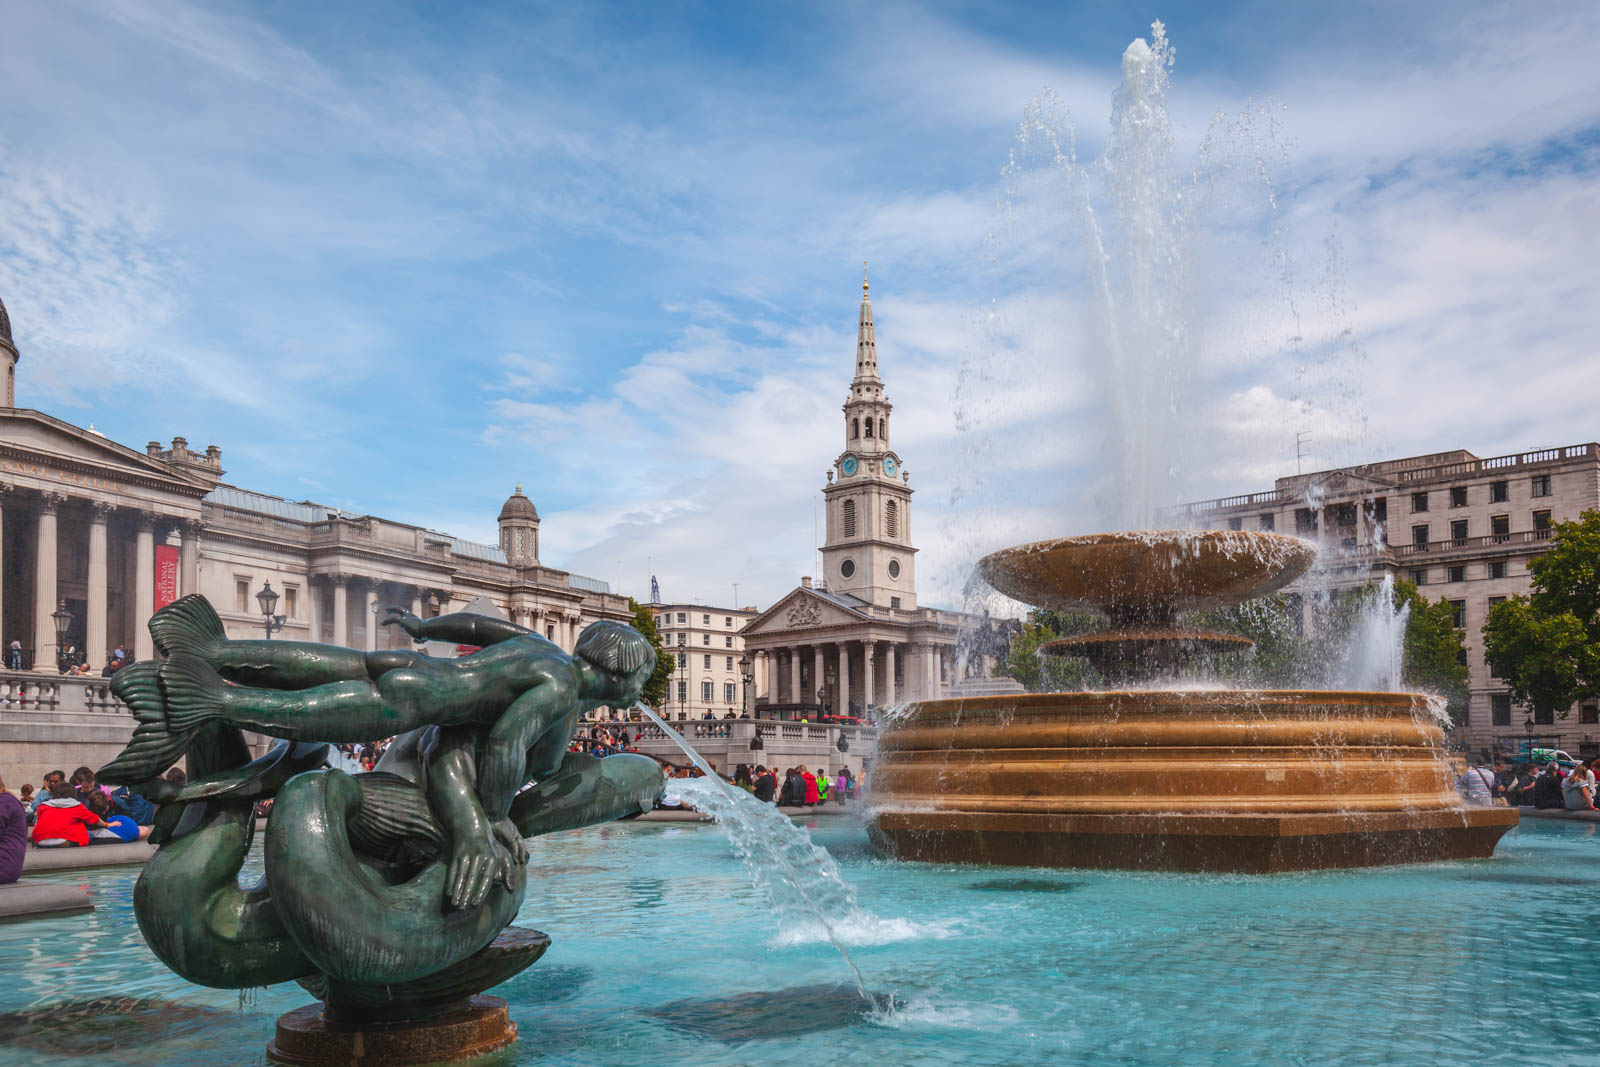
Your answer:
[1,0,1597,612]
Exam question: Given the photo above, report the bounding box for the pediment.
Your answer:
[0,410,211,494]
[743,587,868,637]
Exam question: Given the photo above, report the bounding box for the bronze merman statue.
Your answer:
[97,594,665,1062]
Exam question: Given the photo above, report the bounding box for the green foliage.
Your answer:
[1004,610,1100,693]
[1391,579,1470,723]
[628,598,673,708]
[1196,594,1304,687]
[1483,510,1600,719]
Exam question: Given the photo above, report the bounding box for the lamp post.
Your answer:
[256,581,287,639]
[51,600,73,671]
[824,665,836,717]
[739,655,752,716]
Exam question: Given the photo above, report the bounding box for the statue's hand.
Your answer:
[444,833,510,911]
[492,818,529,870]
[381,607,425,640]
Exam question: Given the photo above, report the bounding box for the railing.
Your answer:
[0,671,122,713]
[1394,444,1594,483]
[1395,529,1553,557]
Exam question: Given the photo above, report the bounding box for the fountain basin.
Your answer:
[867,691,1518,873]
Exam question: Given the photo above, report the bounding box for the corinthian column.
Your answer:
[179,519,202,596]
[32,492,65,669]
[331,576,349,648]
[863,643,875,712]
[133,514,157,662]
[86,501,112,669]
[885,642,897,704]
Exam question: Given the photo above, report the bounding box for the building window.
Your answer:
[1488,596,1506,611]
[1259,513,1275,531]
[840,558,855,579]
[1450,600,1466,629]
[1296,509,1318,535]
[548,625,556,641]
[879,418,885,438]
[676,681,687,702]
[1490,480,1508,503]
[1532,474,1552,497]
[1491,694,1512,726]
[886,500,899,537]
[702,614,710,625]
[852,417,860,438]
[890,597,902,609]
[1411,492,1428,513]
[1450,486,1467,508]
[1366,497,1387,523]
[702,634,710,646]
[677,612,686,623]
[701,681,713,702]
[843,499,857,537]
[1450,519,1468,543]
[1533,510,1552,538]
[724,616,733,627]
[724,682,737,703]
[1491,514,1510,542]
[284,587,298,618]
[235,578,251,613]
[1335,503,1357,526]
[725,635,733,647]
[1227,517,1242,531]
[1447,565,1465,583]
[1534,705,1555,726]
[888,559,901,579]
[1583,704,1600,725]
[676,652,686,668]
[703,654,711,669]
[676,633,685,646]
[1456,647,1468,666]
[1410,568,1427,586]
[1411,525,1429,548]
[1341,537,1358,551]
[1488,561,1507,579]
[864,418,873,438]
[726,656,733,670]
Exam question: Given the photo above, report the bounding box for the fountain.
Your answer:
[867,529,1519,872]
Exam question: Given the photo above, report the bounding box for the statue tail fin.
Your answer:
[99,654,227,785]
[149,594,225,661]
[347,773,447,859]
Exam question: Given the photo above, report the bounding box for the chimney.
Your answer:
[801,576,812,589]
[146,441,162,457]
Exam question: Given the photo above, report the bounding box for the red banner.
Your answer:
[154,545,179,612]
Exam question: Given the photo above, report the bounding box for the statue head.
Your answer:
[574,621,656,704]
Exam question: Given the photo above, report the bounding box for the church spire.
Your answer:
[855,262,878,384]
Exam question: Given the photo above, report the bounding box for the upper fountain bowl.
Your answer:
[979,530,1317,615]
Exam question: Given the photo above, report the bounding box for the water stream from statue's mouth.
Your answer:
[633,704,886,1015]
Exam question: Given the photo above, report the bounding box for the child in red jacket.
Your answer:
[30,782,106,847]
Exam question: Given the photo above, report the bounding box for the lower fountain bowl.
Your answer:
[866,690,1518,874]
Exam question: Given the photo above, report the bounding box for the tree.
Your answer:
[1484,510,1600,720]
[628,598,673,708]
[1392,579,1470,723]
[1004,609,1100,693]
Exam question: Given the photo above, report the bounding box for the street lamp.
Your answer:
[51,601,73,669]
[739,655,753,718]
[256,581,287,639]
[824,665,836,716]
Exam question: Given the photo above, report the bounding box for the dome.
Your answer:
[498,483,539,522]
[0,295,11,349]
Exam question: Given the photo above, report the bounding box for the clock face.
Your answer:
[883,456,897,478]
[840,455,858,477]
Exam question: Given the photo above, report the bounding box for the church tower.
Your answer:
[820,268,916,609]
[0,294,17,407]
[498,484,540,567]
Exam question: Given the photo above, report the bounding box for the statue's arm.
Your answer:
[477,687,559,822]
[386,610,532,647]
[427,727,515,910]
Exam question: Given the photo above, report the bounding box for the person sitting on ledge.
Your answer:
[1562,761,1597,811]
[30,782,107,848]
[0,775,26,885]
[1531,763,1566,810]
[82,790,148,842]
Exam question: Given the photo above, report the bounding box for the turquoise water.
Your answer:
[3,818,1599,1066]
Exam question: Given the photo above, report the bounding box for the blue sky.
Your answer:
[2,1,1598,610]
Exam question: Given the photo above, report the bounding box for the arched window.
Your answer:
[843,499,857,537]
[879,417,886,439]
[864,419,873,438]
[852,417,859,438]
[886,500,899,537]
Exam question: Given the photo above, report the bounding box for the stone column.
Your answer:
[133,513,156,662]
[331,576,349,648]
[755,650,767,699]
[33,493,65,668]
[863,642,875,712]
[812,646,824,709]
[179,520,201,597]
[86,501,111,669]
[411,588,424,622]
[924,646,938,699]
[0,484,10,654]
[363,582,379,652]
[837,643,850,717]
[789,648,801,705]
[885,642,897,704]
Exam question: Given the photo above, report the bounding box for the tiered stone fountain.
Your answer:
[868,530,1519,873]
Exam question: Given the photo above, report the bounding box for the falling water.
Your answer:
[633,705,885,1013]
[1341,573,1409,691]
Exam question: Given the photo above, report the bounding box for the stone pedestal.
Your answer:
[266,995,517,1065]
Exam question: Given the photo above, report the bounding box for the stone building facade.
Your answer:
[650,601,760,720]
[737,275,1008,718]
[1168,443,1600,757]
[0,294,628,784]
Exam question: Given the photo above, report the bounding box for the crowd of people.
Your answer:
[1458,756,1600,811]
[0,764,176,884]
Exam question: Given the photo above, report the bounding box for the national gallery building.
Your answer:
[0,294,630,782]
